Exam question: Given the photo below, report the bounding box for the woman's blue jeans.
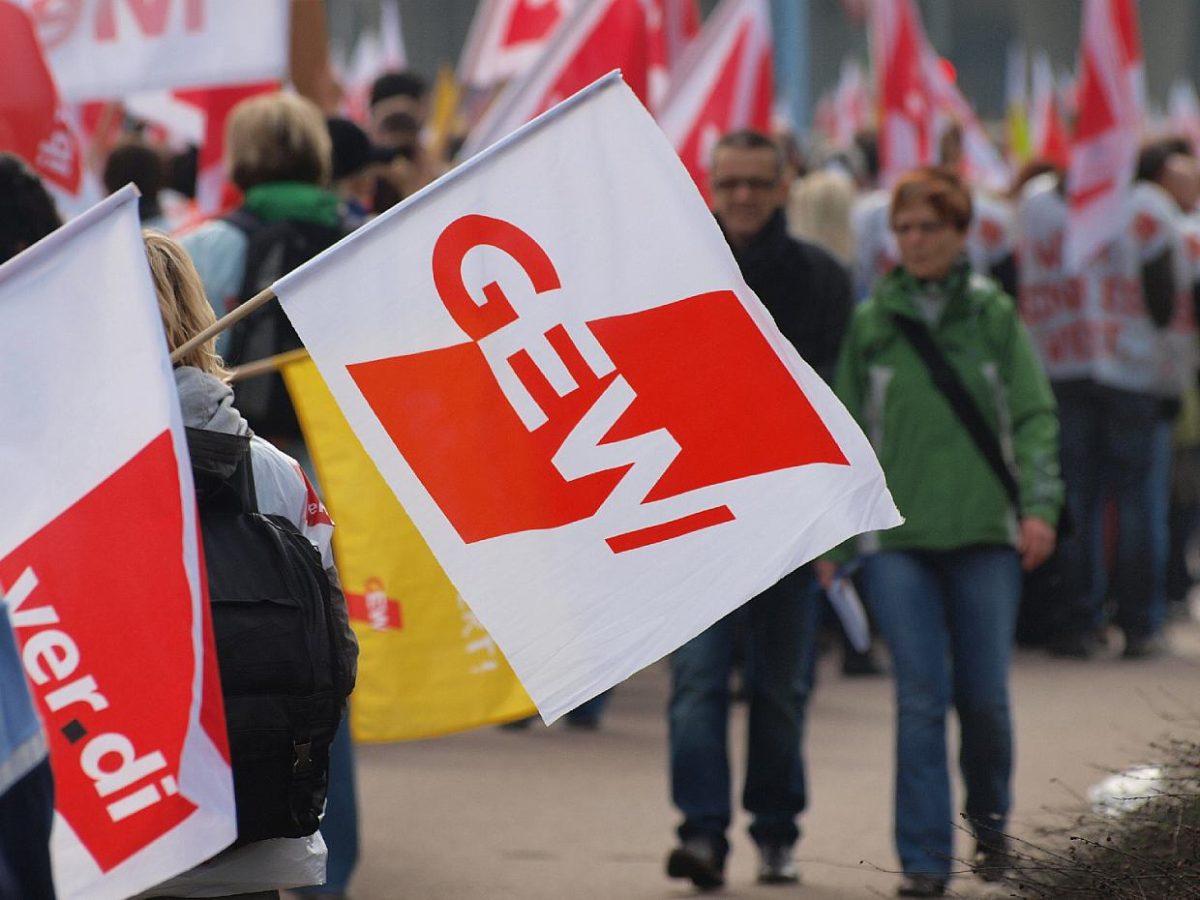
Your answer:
[864,547,1021,879]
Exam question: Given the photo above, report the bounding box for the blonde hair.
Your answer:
[225,92,332,191]
[787,169,856,266]
[144,231,230,380]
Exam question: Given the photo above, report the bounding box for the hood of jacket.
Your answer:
[174,366,250,436]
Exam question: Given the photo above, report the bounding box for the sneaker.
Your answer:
[896,874,947,897]
[1047,632,1095,659]
[971,838,1011,883]
[756,842,799,884]
[666,836,725,890]
[1122,633,1168,659]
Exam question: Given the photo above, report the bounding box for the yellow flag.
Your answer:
[282,357,535,741]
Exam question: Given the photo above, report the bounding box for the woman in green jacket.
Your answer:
[817,167,1062,898]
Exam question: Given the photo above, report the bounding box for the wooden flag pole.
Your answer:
[169,286,277,363]
[228,347,310,383]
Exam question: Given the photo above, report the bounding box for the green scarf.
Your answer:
[241,181,340,227]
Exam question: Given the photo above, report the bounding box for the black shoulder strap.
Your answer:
[889,312,1021,509]
[220,207,262,237]
[184,427,259,513]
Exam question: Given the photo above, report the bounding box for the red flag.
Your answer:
[871,0,933,185]
[656,0,773,205]
[0,2,84,196]
[647,0,701,110]
[459,0,576,92]
[460,0,653,158]
[1031,49,1070,169]
[1065,0,1143,270]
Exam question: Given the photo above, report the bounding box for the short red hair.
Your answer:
[890,166,973,233]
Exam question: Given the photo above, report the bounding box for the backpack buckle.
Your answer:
[293,740,313,774]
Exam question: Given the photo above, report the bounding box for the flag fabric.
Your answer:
[1031,49,1070,169]
[1065,0,1144,272]
[871,0,933,185]
[459,0,575,92]
[1169,79,1200,155]
[273,73,901,722]
[830,57,871,150]
[460,0,654,159]
[281,357,536,741]
[647,0,702,110]
[0,188,234,899]
[0,2,99,217]
[655,0,773,204]
[1006,43,1031,166]
[25,0,289,103]
[339,0,408,125]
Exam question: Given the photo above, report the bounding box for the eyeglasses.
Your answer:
[892,221,950,237]
[712,176,778,193]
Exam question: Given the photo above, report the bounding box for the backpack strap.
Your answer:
[220,207,263,239]
[185,427,259,514]
[889,312,1021,510]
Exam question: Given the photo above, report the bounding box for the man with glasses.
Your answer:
[665,130,852,890]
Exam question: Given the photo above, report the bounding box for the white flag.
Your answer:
[0,188,235,899]
[25,0,289,102]
[1064,0,1144,271]
[275,74,901,722]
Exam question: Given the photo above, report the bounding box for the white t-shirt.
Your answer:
[1016,176,1194,394]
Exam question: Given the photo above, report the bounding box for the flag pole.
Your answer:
[169,286,276,363]
[228,347,310,383]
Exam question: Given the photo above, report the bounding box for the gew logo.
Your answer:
[349,215,848,553]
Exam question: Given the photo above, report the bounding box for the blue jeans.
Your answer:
[864,547,1021,879]
[1054,382,1159,640]
[1147,416,1174,636]
[668,566,817,854]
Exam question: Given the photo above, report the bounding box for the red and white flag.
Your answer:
[647,0,701,110]
[273,74,901,721]
[655,0,773,204]
[25,0,289,102]
[1065,0,1144,271]
[1031,49,1070,169]
[830,57,871,150]
[339,0,408,125]
[459,0,575,92]
[871,0,933,184]
[460,0,653,159]
[0,188,234,899]
[0,2,100,218]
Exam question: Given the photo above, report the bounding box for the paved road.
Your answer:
[344,615,1200,899]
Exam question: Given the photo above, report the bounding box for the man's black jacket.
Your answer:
[721,208,852,385]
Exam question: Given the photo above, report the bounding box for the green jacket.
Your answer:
[831,264,1062,559]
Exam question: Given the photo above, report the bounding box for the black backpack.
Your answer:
[221,209,345,440]
[186,426,352,845]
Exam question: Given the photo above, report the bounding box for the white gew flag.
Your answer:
[275,73,902,722]
[0,188,235,899]
[24,0,289,102]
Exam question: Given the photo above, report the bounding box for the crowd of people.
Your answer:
[3,57,1199,900]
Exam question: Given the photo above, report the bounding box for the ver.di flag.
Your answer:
[282,357,536,740]
[0,188,234,899]
[274,73,901,722]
